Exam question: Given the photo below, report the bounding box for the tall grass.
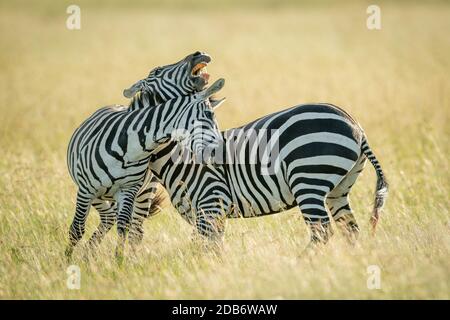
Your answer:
[0,1,448,299]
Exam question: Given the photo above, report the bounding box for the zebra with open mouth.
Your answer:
[72,52,388,253]
[65,52,224,260]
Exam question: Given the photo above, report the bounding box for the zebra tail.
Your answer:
[361,137,389,232]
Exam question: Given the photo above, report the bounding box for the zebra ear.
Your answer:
[123,80,143,98]
[210,97,226,109]
[201,78,225,99]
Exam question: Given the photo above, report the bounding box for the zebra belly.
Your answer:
[227,169,349,218]
[226,164,296,218]
[74,154,148,198]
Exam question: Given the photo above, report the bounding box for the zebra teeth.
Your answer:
[191,63,208,76]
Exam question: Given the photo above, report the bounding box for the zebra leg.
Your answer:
[326,156,367,243]
[87,199,117,248]
[129,214,145,248]
[293,189,333,245]
[65,190,93,259]
[115,186,140,261]
[195,209,225,251]
[129,178,161,246]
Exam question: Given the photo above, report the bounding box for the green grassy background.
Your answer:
[0,0,449,299]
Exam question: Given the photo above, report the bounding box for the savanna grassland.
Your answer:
[0,0,449,299]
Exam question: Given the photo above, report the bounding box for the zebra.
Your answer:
[108,53,388,248]
[66,51,213,249]
[120,51,213,243]
[135,102,388,246]
[65,75,225,260]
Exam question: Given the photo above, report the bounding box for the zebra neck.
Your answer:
[128,91,161,112]
[147,143,178,180]
[132,100,172,155]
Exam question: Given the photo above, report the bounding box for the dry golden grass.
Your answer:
[0,1,449,299]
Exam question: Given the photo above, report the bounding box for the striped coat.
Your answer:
[147,102,388,243]
[65,79,223,259]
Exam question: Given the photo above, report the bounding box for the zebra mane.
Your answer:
[128,90,163,111]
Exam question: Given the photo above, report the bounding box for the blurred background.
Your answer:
[0,0,448,299]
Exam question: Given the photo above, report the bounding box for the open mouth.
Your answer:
[189,52,212,91]
[191,62,210,82]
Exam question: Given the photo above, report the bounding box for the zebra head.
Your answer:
[150,78,226,164]
[123,51,211,104]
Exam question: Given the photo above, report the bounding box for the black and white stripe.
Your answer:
[145,102,388,244]
[65,78,223,259]
[91,52,388,247]
[122,51,212,243]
